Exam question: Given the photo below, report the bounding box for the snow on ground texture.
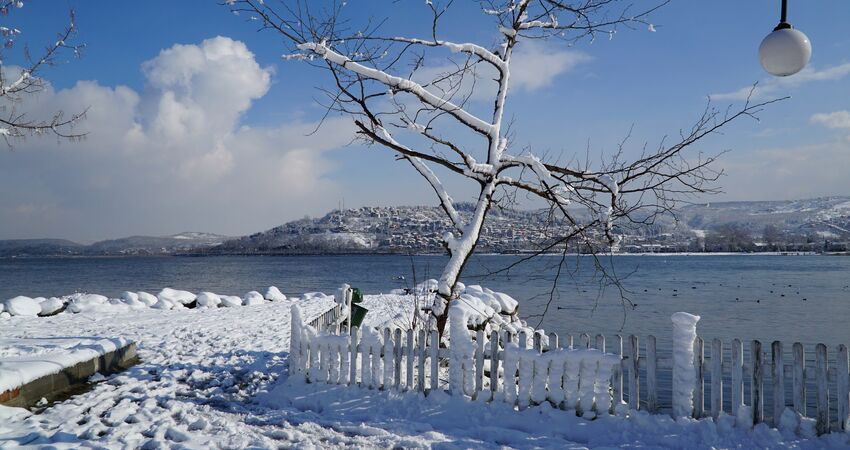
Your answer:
[0,293,847,449]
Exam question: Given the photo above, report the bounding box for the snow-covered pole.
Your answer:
[671,312,701,418]
[290,304,304,376]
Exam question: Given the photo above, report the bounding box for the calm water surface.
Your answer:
[3,254,849,346]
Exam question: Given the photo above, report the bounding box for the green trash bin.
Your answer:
[350,304,369,327]
[351,287,363,304]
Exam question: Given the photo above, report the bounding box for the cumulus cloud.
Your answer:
[0,36,354,240]
[810,110,850,129]
[711,63,850,101]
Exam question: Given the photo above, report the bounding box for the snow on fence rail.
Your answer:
[290,301,850,435]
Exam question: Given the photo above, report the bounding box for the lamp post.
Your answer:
[758,0,811,77]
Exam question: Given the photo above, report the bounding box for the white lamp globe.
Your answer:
[759,27,811,77]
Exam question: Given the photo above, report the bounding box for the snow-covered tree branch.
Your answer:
[0,2,86,145]
[227,0,782,336]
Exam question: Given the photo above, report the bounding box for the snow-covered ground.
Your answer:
[2,292,849,449]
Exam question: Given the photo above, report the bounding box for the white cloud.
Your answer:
[0,36,354,240]
[810,110,850,129]
[413,41,590,102]
[509,41,591,92]
[712,63,850,101]
[718,138,850,201]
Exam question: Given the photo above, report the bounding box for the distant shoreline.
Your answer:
[3,251,845,259]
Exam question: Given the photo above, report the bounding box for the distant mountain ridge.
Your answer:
[0,233,230,257]
[2,196,849,257]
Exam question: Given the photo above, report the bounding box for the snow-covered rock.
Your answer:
[38,297,66,316]
[151,297,175,310]
[219,295,243,307]
[136,291,158,307]
[264,286,287,302]
[4,296,41,316]
[121,291,139,303]
[196,292,222,308]
[157,288,196,306]
[243,291,265,306]
[68,294,110,314]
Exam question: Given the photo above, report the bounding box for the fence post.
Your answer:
[533,332,542,352]
[694,337,704,419]
[549,332,559,350]
[613,335,624,406]
[596,334,606,353]
[349,326,359,386]
[647,335,658,413]
[417,329,427,392]
[629,335,640,410]
[732,338,743,417]
[490,330,501,395]
[752,340,764,424]
[580,333,590,349]
[711,338,723,419]
[816,343,829,435]
[792,342,805,416]
[430,330,439,392]
[383,328,393,390]
[838,345,849,431]
[671,312,700,419]
[772,341,785,427]
[475,330,485,399]
[394,328,403,390]
[406,329,415,390]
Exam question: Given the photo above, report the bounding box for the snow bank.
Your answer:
[0,336,132,393]
[3,296,41,316]
[136,291,158,307]
[265,286,287,302]
[671,311,700,418]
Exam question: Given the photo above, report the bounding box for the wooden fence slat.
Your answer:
[580,333,590,349]
[694,337,704,419]
[732,338,743,417]
[613,335,624,406]
[548,332,559,351]
[772,341,785,427]
[406,329,415,390]
[711,338,723,419]
[475,330,485,399]
[394,329,403,390]
[417,329,427,392]
[596,334,606,353]
[430,330,439,392]
[383,328,393,390]
[490,330,500,393]
[533,332,542,352]
[792,342,805,416]
[647,335,658,413]
[752,340,764,424]
[629,335,640,410]
[349,327,359,386]
[816,343,829,435]
[838,345,849,431]
[519,331,528,350]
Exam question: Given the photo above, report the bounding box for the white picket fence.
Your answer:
[290,303,620,417]
[290,301,850,435]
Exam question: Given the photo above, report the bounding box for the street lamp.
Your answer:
[758,0,811,77]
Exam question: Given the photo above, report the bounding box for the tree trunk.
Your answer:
[434,182,495,339]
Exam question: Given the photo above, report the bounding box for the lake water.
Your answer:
[2,254,849,348]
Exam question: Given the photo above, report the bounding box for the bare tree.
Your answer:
[0,1,86,145]
[226,0,780,337]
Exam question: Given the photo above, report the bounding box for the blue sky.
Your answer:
[2,1,849,240]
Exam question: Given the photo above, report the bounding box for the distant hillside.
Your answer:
[0,233,230,257]
[3,197,849,257]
